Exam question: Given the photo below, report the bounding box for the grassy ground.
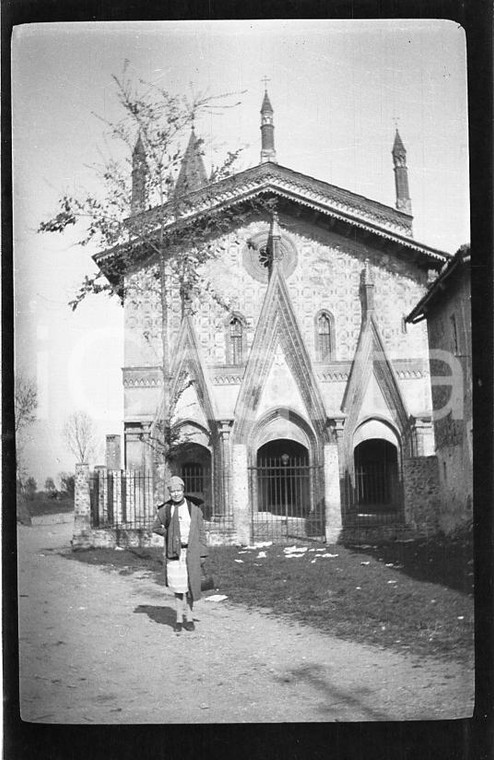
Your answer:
[17,493,73,521]
[65,529,474,664]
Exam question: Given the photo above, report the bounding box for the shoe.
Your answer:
[173,622,182,633]
[183,621,195,632]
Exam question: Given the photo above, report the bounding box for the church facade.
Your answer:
[94,91,449,544]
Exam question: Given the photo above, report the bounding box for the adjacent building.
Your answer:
[407,245,472,533]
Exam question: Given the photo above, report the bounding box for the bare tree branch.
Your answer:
[15,375,38,433]
[63,411,97,464]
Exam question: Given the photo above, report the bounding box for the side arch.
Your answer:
[352,416,401,450]
[350,416,403,515]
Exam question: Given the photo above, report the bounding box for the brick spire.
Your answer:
[174,128,208,198]
[131,132,148,215]
[260,88,277,164]
[392,129,412,215]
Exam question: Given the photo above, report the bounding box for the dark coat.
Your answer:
[152,499,208,602]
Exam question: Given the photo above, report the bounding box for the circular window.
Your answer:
[242,231,298,283]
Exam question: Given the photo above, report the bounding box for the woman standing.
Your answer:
[153,476,209,633]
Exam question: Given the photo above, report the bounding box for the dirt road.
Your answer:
[17,521,474,724]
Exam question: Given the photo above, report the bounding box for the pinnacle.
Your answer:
[392,129,406,156]
[174,129,208,197]
[261,90,273,114]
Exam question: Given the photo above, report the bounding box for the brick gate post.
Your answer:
[73,463,91,548]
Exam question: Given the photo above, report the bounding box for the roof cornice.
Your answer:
[93,161,450,272]
[137,161,414,235]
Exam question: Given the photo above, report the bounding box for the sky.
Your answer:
[12,19,470,484]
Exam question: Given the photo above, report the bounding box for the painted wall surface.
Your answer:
[121,214,433,432]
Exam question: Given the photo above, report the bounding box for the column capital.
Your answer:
[327,417,346,441]
[409,415,432,430]
[218,419,234,436]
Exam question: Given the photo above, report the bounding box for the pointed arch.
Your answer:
[233,265,328,444]
[340,314,410,475]
[152,315,217,437]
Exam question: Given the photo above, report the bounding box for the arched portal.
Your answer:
[354,438,399,512]
[256,439,310,518]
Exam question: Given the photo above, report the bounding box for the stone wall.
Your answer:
[426,264,472,534]
[402,456,440,535]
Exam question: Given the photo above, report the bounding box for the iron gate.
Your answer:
[248,457,325,542]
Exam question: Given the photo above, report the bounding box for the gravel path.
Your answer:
[17,521,474,724]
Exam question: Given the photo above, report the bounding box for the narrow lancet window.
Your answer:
[230,318,243,365]
[317,313,332,361]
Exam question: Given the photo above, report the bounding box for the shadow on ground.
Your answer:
[275,662,389,721]
[134,604,176,629]
[344,531,473,595]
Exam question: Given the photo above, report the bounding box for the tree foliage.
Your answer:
[63,411,97,464]
[24,476,37,500]
[58,472,75,497]
[44,477,56,495]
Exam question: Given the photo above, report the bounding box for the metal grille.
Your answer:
[355,462,391,507]
[354,440,398,514]
[182,462,205,494]
[249,458,325,542]
[89,471,154,529]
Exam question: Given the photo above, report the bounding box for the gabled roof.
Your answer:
[94,160,449,280]
[406,244,470,324]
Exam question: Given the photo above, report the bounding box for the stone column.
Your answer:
[323,442,342,544]
[324,418,344,544]
[231,444,251,545]
[73,463,91,547]
[218,420,233,518]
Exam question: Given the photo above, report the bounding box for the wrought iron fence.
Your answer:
[89,471,155,529]
[249,459,325,542]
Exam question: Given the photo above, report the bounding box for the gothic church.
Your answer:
[95,90,449,544]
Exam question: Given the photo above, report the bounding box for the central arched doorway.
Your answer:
[256,439,310,517]
[250,438,325,541]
